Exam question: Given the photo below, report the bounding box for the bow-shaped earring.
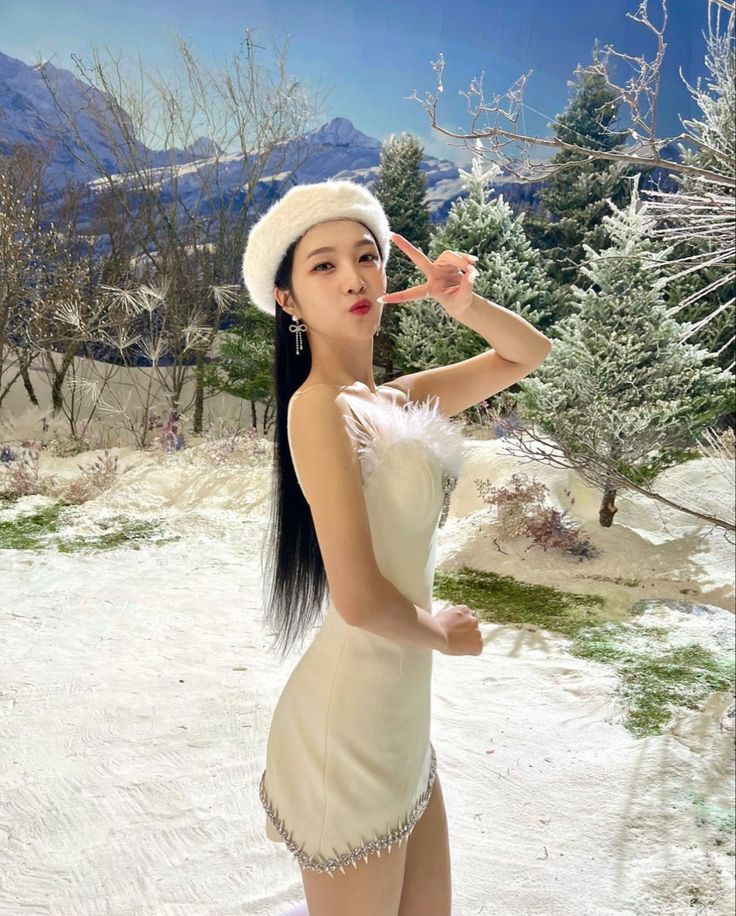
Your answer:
[289,315,308,354]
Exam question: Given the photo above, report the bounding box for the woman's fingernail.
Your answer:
[376,296,386,303]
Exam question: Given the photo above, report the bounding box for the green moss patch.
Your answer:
[0,503,179,552]
[574,623,734,738]
[686,791,736,838]
[433,565,607,636]
[0,503,66,549]
[433,565,735,739]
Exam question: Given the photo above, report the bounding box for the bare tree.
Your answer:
[632,2,735,363]
[36,28,329,274]
[59,275,239,449]
[408,0,733,187]
[32,28,330,433]
[0,147,100,419]
[0,151,42,407]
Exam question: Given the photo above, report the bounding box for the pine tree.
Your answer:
[199,305,275,433]
[517,175,734,527]
[524,42,656,301]
[393,156,558,386]
[370,133,433,381]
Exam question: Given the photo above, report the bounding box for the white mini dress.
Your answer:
[258,384,468,877]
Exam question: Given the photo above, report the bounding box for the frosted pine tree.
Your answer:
[524,42,653,296]
[516,174,734,527]
[393,156,559,380]
[371,133,433,380]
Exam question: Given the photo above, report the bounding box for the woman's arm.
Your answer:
[351,577,448,652]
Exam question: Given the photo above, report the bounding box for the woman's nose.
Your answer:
[345,270,365,292]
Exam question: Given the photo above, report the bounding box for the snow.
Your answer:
[1,381,734,915]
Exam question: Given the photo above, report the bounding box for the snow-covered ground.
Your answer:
[1,423,734,915]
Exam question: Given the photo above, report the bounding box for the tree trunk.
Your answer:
[599,487,618,527]
[193,349,204,434]
[49,346,78,415]
[21,364,39,406]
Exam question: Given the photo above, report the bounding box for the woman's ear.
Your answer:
[274,287,290,313]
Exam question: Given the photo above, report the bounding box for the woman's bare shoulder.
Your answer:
[292,380,404,410]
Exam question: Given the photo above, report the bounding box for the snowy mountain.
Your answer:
[80,114,470,224]
[0,50,475,221]
[0,51,221,187]
[255,116,468,220]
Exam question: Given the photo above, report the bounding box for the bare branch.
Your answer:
[405,1,734,189]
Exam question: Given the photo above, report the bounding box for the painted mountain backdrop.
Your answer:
[0,49,526,222]
[1,49,681,225]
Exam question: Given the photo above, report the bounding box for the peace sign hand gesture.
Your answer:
[377,232,479,319]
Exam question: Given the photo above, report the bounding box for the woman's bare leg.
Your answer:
[300,834,408,916]
[397,774,451,916]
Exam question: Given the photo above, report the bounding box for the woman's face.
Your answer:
[275,218,386,340]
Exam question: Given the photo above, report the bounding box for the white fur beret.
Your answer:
[241,178,392,316]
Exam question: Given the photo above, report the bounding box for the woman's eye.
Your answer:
[314,253,379,271]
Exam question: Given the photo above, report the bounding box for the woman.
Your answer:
[241,178,551,916]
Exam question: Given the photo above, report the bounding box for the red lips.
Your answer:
[349,299,371,312]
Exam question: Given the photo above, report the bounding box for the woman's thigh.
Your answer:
[397,774,452,916]
[300,835,408,916]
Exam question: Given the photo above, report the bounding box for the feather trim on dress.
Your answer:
[343,394,468,486]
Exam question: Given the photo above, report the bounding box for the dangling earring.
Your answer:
[289,314,308,355]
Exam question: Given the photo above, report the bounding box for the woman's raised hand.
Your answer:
[377,232,479,319]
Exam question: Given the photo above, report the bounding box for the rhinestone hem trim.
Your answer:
[258,742,437,876]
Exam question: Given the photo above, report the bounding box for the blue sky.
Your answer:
[1,0,713,167]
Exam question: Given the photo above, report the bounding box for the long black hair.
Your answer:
[259,222,384,662]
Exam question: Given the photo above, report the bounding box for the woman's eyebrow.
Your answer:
[305,239,377,260]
